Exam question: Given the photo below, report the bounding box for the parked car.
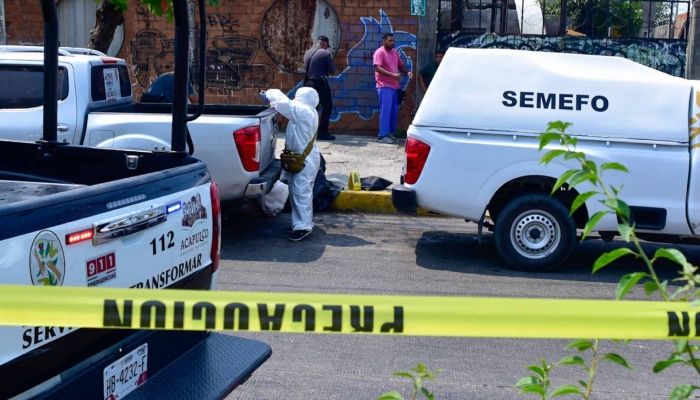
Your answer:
[393,48,696,272]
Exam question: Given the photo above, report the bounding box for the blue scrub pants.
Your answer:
[377,88,398,137]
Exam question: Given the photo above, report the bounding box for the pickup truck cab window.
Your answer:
[90,64,131,102]
[0,65,68,109]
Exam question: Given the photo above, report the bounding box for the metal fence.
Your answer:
[438,0,689,39]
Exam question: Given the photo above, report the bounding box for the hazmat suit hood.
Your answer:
[294,87,320,109]
[264,87,321,232]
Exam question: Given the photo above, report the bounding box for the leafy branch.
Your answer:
[378,363,442,400]
[516,339,631,399]
[515,121,700,399]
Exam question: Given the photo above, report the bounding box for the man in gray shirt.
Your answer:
[303,35,336,140]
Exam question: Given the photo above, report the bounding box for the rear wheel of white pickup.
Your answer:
[494,193,575,272]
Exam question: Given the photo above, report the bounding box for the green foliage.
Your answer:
[669,385,700,400]
[515,359,552,399]
[520,121,700,400]
[516,339,631,399]
[100,0,220,23]
[535,0,561,16]
[537,0,644,36]
[566,0,643,37]
[592,248,635,273]
[654,2,673,29]
[379,363,442,400]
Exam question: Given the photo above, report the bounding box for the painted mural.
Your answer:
[129,9,273,91]
[290,9,417,122]
[439,32,688,77]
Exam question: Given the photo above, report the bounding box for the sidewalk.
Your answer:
[275,132,416,213]
[275,132,405,190]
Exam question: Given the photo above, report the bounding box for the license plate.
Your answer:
[103,343,148,400]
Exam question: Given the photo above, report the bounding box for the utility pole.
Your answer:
[688,0,700,79]
[0,0,6,45]
[416,0,439,104]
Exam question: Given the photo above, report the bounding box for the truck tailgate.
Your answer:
[86,105,278,202]
[0,163,217,398]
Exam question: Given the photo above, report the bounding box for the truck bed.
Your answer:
[85,102,280,203]
[0,180,85,206]
[102,103,274,117]
[0,140,201,186]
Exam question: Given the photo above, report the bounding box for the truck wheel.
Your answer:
[494,193,575,272]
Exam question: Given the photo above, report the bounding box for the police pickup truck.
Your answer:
[0,0,270,398]
[393,48,700,272]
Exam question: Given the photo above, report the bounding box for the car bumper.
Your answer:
[244,159,281,199]
[392,184,417,214]
[40,331,271,400]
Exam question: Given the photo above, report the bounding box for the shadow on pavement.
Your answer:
[320,139,371,148]
[220,213,373,264]
[414,230,686,284]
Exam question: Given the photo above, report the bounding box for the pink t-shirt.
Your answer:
[373,46,404,89]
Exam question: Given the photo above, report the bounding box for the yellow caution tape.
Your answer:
[0,285,697,340]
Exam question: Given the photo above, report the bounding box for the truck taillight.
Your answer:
[210,181,221,273]
[404,138,431,184]
[233,126,261,172]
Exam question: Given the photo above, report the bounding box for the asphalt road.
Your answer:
[219,211,700,400]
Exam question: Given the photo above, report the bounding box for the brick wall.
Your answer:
[7,0,419,135]
[5,0,44,45]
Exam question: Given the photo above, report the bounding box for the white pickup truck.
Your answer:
[0,47,280,205]
[393,48,699,272]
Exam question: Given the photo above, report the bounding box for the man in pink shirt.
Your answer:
[373,33,412,144]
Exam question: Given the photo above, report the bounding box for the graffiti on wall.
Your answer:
[290,10,417,122]
[130,15,273,91]
[329,10,415,121]
[131,29,175,87]
[439,33,688,77]
[204,36,273,90]
[208,14,240,33]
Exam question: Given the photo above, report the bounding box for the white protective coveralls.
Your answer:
[265,87,321,232]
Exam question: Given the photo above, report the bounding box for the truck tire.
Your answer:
[494,193,575,272]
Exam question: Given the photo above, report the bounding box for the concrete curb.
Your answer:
[328,190,440,215]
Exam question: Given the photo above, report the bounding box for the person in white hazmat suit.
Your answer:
[263,87,321,241]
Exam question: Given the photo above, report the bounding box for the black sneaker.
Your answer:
[289,230,312,241]
[286,227,294,234]
[317,132,336,141]
[377,135,397,144]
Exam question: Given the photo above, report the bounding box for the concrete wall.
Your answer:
[6,0,418,134]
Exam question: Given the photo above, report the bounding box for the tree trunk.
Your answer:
[87,0,124,54]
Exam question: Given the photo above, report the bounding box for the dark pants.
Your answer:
[306,79,333,134]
